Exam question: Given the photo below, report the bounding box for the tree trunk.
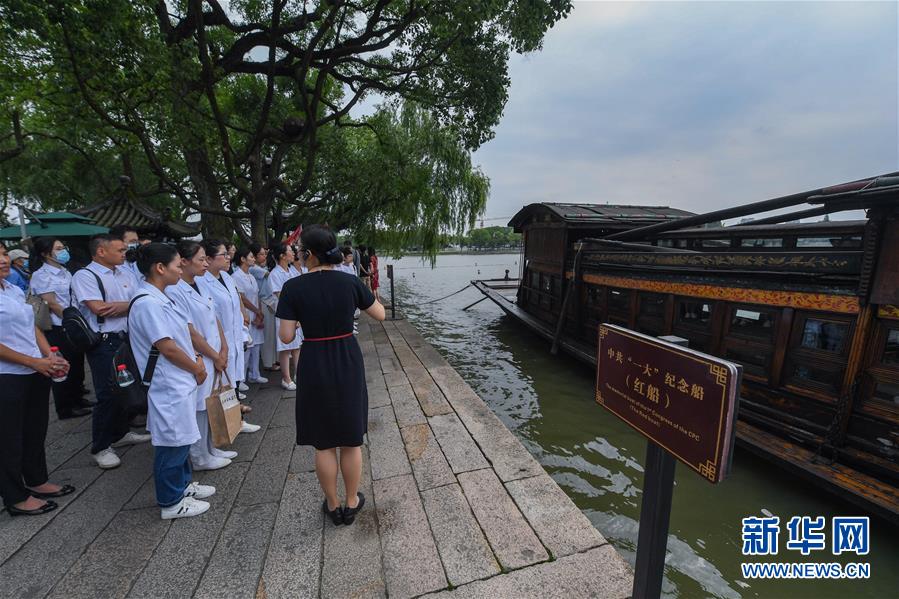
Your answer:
[183,146,232,240]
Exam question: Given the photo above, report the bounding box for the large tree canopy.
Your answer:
[0,0,571,249]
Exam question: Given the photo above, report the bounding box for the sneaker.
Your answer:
[210,447,238,459]
[238,381,250,392]
[161,497,210,520]
[240,421,261,434]
[93,448,121,469]
[192,456,232,471]
[281,379,296,391]
[183,482,216,499]
[238,391,247,400]
[111,432,152,448]
[247,376,268,384]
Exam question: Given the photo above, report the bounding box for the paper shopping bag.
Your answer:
[205,371,242,447]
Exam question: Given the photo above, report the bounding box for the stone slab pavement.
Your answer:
[0,317,632,598]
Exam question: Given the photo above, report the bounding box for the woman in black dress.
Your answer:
[276,226,385,526]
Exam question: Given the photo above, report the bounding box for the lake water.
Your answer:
[386,252,899,599]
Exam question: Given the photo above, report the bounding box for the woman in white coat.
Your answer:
[167,241,234,471]
[231,247,266,384]
[267,241,301,390]
[203,240,260,434]
[129,243,215,520]
[248,243,277,371]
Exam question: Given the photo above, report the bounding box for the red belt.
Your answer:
[303,332,353,342]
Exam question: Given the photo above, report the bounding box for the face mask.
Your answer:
[127,242,140,250]
[54,249,71,265]
[21,260,29,270]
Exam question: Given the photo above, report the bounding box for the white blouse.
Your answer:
[0,280,41,375]
[30,262,73,326]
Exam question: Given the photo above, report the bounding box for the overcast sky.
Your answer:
[471,1,898,226]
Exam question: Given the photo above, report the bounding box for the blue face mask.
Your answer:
[21,260,29,271]
[55,249,71,265]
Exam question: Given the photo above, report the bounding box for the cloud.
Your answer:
[475,0,898,223]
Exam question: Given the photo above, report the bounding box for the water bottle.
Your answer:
[49,347,67,383]
[116,363,135,387]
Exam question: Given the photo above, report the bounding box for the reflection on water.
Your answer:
[391,253,899,598]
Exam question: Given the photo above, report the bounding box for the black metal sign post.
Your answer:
[633,440,677,599]
[386,264,395,319]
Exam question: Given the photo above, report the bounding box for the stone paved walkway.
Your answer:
[0,318,632,598]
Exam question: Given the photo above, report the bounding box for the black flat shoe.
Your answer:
[58,407,91,419]
[342,492,365,525]
[27,484,75,499]
[323,499,343,525]
[8,500,57,516]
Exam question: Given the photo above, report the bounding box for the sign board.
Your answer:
[595,324,741,483]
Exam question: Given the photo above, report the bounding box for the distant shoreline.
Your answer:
[401,249,521,256]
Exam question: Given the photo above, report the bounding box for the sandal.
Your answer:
[27,484,75,499]
[8,500,58,516]
[322,499,343,525]
[342,492,365,525]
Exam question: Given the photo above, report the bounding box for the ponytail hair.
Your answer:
[300,225,342,265]
[233,246,254,268]
[267,241,288,269]
[176,240,203,260]
[136,242,178,277]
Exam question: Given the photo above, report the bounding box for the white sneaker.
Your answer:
[161,497,210,520]
[238,391,247,400]
[192,456,232,471]
[183,482,216,499]
[210,447,238,459]
[281,380,296,391]
[93,448,121,469]
[248,376,268,384]
[112,432,152,448]
[238,381,250,392]
[240,421,261,434]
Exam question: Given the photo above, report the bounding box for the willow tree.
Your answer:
[2,0,571,243]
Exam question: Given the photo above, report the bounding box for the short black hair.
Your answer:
[88,233,115,257]
[233,246,254,266]
[177,240,203,260]
[109,224,138,241]
[202,239,225,259]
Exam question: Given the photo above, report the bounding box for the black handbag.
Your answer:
[110,294,159,415]
[62,269,106,352]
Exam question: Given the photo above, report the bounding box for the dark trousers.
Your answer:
[86,335,129,454]
[154,445,192,507]
[0,373,51,508]
[45,326,86,415]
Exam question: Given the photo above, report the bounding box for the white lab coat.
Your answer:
[231,268,263,347]
[269,264,302,351]
[166,278,222,410]
[128,282,200,447]
[203,271,246,382]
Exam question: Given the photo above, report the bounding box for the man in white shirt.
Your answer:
[71,233,149,469]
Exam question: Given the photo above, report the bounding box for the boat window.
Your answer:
[873,380,899,406]
[700,239,731,249]
[796,235,863,248]
[638,293,666,318]
[882,329,899,365]
[740,238,784,248]
[730,308,776,340]
[677,300,711,328]
[608,288,630,312]
[799,319,849,353]
[724,345,770,378]
[788,362,843,393]
[657,239,675,248]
